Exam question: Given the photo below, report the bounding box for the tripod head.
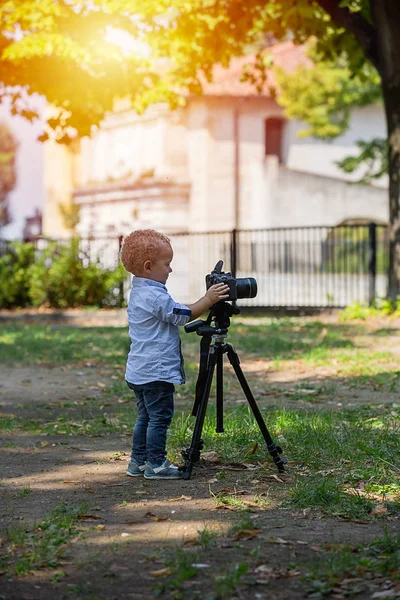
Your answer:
[184,300,240,338]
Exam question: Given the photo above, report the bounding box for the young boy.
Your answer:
[120,229,229,480]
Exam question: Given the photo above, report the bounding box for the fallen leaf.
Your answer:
[266,537,295,546]
[102,482,130,487]
[255,565,274,575]
[183,538,199,546]
[371,503,388,517]
[123,520,143,525]
[96,525,105,530]
[247,442,259,455]
[167,495,192,502]
[144,512,168,522]
[201,451,222,464]
[267,474,285,483]
[78,514,102,520]
[310,545,326,552]
[234,529,263,540]
[216,488,250,495]
[96,382,106,388]
[105,417,120,426]
[338,518,369,525]
[148,568,173,578]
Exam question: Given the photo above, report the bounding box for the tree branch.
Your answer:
[316,0,381,72]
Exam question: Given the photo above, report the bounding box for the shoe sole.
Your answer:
[144,474,182,480]
[126,470,144,477]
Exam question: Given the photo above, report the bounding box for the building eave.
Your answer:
[73,179,191,205]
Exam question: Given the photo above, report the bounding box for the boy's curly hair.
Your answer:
[120,229,172,275]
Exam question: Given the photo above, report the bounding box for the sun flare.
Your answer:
[104,26,151,58]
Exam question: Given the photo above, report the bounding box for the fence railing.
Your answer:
[1,224,389,308]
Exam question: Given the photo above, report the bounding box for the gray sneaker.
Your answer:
[144,459,183,480]
[126,459,146,477]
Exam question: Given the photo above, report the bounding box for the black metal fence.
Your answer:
[1,224,389,308]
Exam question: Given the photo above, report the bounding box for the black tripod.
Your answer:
[180,301,287,480]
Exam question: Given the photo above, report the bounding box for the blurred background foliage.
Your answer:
[0,238,126,309]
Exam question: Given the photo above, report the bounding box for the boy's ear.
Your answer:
[143,260,152,272]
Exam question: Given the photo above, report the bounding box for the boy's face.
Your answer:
[143,243,173,284]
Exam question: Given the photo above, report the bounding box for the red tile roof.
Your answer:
[201,41,310,97]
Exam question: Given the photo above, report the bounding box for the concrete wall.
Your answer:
[76,186,189,237]
[0,96,45,240]
[79,105,189,187]
[186,98,388,232]
[42,140,80,238]
[259,158,388,228]
[42,96,389,240]
[186,96,284,232]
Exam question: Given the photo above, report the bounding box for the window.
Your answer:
[264,118,285,163]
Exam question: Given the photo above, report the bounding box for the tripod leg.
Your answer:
[181,347,217,480]
[216,346,224,433]
[225,344,287,473]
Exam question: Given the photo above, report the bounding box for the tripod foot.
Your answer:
[267,443,287,473]
[180,440,204,480]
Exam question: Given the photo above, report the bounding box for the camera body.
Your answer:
[205,260,257,302]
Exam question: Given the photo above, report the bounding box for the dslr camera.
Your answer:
[205,260,257,302]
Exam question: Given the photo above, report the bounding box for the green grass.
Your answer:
[304,532,400,598]
[0,325,129,365]
[1,320,399,522]
[169,404,399,518]
[0,501,89,575]
[2,400,399,519]
[2,320,397,385]
[0,320,362,366]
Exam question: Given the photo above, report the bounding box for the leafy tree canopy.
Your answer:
[0,0,376,139]
[274,42,385,181]
[275,46,381,140]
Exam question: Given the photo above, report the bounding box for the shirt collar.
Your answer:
[131,277,166,291]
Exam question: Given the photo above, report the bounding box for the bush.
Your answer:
[0,238,127,309]
[340,297,400,320]
[0,242,36,308]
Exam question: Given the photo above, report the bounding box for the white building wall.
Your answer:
[186,100,210,231]
[260,161,388,227]
[285,103,387,187]
[78,106,189,187]
[186,97,286,232]
[0,96,45,240]
[47,97,389,241]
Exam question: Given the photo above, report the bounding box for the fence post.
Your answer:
[118,235,124,307]
[231,228,238,277]
[368,222,377,306]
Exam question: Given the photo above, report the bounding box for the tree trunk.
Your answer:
[371,0,400,299]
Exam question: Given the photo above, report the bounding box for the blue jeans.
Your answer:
[127,380,175,467]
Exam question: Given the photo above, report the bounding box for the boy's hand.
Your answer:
[205,283,230,306]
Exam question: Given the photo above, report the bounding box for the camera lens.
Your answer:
[236,277,257,299]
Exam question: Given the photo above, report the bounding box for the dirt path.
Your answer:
[1,356,399,600]
[1,312,399,599]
